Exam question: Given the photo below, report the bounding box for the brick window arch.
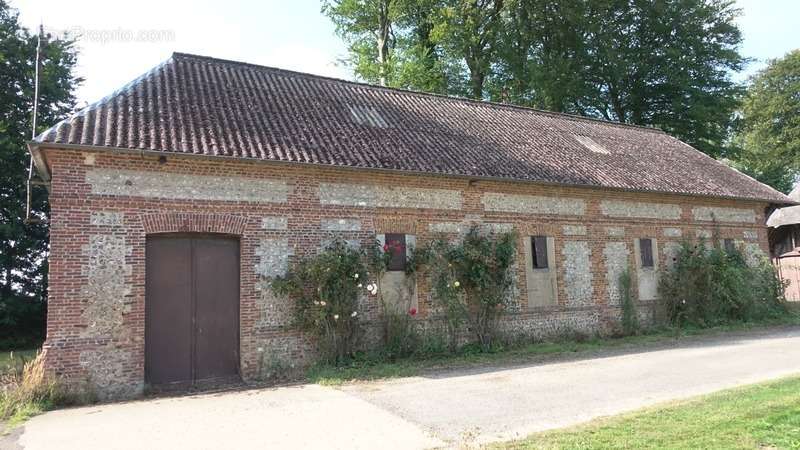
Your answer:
[141,213,248,236]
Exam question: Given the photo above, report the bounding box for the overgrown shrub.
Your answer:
[0,351,75,423]
[619,268,640,335]
[658,241,788,327]
[270,240,371,364]
[417,226,517,351]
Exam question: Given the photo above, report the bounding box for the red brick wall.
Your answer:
[41,148,771,398]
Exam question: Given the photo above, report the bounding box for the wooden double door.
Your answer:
[145,234,240,386]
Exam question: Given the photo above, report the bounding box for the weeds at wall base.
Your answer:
[306,316,800,386]
[1,351,96,428]
[619,268,640,336]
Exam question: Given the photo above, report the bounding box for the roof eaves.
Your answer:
[663,134,793,205]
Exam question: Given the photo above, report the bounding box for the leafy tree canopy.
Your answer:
[0,0,80,347]
[732,49,800,193]
[324,0,746,158]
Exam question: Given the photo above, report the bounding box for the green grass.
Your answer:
[2,400,47,429]
[1,348,94,430]
[1,348,45,430]
[0,349,38,375]
[494,376,800,449]
[307,317,800,385]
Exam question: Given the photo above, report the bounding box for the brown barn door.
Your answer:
[145,237,193,385]
[193,238,240,381]
[146,235,240,387]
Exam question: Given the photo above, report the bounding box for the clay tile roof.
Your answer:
[789,185,800,202]
[33,52,791,204]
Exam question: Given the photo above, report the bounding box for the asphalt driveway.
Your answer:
[12,327,800,449]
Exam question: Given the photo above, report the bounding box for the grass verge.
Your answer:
[307,317,800,385]
[1,348,43,427]
[0,351,91,430]
[494,376,800,449]
[0,349,38,376]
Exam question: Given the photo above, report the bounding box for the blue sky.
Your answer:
[12,0,800,105]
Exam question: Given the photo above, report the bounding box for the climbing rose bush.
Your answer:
[416,226,518,351]
[365,237,424,360]
[270,240,372,364]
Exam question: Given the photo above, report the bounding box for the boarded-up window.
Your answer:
[724,238,735,253]
[640,238,654,268]
[532,236,549,269]
[385,233,407,271]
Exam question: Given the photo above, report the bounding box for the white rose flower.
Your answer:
[367,283,378,295]
[333,314,339,320]
[351,311,358,317]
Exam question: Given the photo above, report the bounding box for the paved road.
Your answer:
[14,327,800,449]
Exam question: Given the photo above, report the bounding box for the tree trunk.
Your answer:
[1,266,12,299]
[376,0,392,86]
[608,82,626,122]
[377,36,388,86]
[470,69,485,100]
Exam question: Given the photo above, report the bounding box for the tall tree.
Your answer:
[491,0,590,110]
[434,0,505,99]
[578,0,746,157]
[323,0,402,86]
[326,0,747,160]
[0,1,80,346]
[391,0,452,94]
[732,50,800,193]
[324,0,459,94]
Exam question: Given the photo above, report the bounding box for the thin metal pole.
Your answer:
[32,24,41,140]
[25,24,43,224]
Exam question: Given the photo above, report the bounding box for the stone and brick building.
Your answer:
[768,185,800,256]
[29,53,792,398]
